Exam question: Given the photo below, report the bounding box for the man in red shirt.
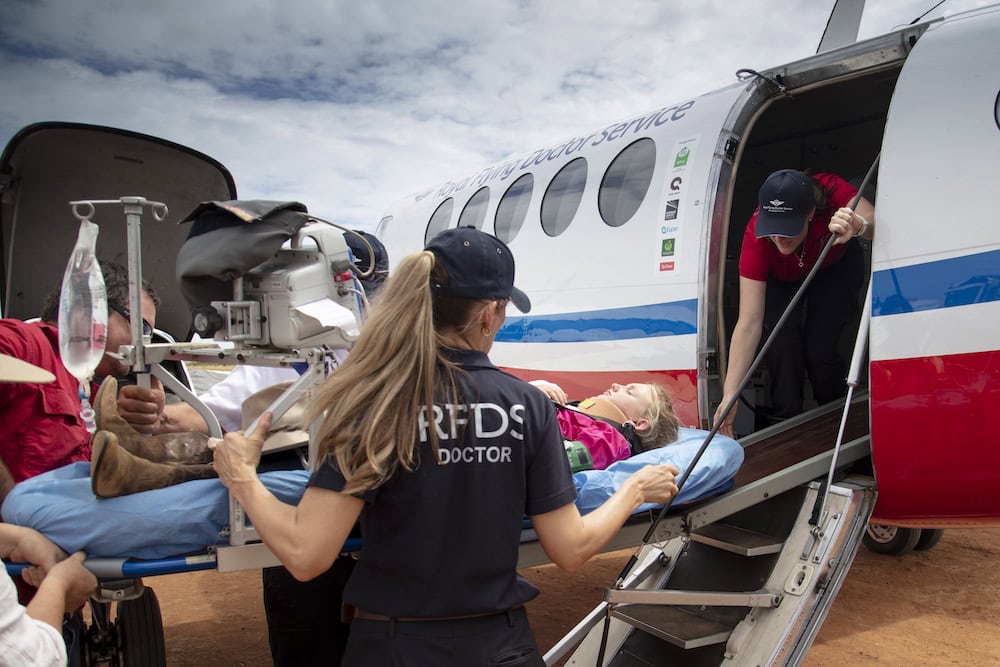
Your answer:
[0,260,160,505]
[715,169,875,436]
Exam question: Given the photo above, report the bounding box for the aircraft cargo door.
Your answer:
[869,6,1000,524]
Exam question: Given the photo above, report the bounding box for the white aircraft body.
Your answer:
[375,4,1000,663]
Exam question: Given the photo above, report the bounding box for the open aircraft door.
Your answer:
[867,6,1000,527]
[0,125,237,665]
[0,122,237,338]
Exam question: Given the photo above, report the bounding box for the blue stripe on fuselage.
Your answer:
[496,299,698,343]
[872,249,1000,316]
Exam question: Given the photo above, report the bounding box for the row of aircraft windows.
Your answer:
[423,137,657,245]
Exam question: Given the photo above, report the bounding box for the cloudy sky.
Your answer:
[0,0,985,230]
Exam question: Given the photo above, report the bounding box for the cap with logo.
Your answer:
[0,353,55,384]
[424,227,531,313]
[754,169,816,238]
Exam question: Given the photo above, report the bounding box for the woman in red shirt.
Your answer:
[715,169,875,436]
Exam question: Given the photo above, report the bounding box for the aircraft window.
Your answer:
[541,157,587,237]
[494,174,533,243]
[424,198,454,244]
[599,138,656,228]
[458,187,490,230]
[995,90,1000,132]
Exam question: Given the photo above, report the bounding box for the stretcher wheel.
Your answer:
[862,524,921,555]
[117,587,167,666]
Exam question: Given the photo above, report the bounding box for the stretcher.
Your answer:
[1,427,743,664]
[2,427,744,574]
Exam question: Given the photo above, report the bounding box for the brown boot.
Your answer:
[91,431,218,499]
[94,376,213,464]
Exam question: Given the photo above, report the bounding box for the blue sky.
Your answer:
[0,0,986,230]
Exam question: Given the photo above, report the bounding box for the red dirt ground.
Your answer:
[151,527,1000,665]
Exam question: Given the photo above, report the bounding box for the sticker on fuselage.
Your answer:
[658,136,699,273]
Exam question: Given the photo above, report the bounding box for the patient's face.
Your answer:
[601,383,653,423]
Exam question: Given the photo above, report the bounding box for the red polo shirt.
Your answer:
[0,319,91,483]
[739,172,858,283]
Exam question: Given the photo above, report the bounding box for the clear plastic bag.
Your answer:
[58,219,108,431]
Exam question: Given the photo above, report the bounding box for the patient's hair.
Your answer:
[636,383,679,452]
[308,251,499,495]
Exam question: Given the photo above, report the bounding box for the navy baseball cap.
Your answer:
[425,227,531,313]
[755,169,815,238]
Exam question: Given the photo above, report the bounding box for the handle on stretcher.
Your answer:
[3,537,363,580]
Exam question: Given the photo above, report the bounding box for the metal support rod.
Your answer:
[810,281,872,527]
[242,352,324,440]
[229,353,328,546]
[150,363,223,438]
[543,603,609,665]
[122,197,148,386]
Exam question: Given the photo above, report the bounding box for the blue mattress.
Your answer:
[2,428,742,560]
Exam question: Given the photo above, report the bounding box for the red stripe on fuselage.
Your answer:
[501,368,700,428]
[870,349,1000,524]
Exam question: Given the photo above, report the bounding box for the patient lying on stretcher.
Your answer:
[86,376,679,498]
[3,380,741,560]
[530,380,678,472]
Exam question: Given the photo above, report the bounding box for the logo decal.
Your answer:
[664,199,679,221]
[661,238,675,257]
[673,147,690,168]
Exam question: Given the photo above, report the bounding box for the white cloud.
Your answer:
[0,0,986,228]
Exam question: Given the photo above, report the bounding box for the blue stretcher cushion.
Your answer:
[1,463,310,559]
[1,428,742,560]
[574,427,743,514]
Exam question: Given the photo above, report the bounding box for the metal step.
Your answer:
[610,604,735,650]
[691,523,784,557]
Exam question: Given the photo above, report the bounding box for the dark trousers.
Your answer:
[343,606,542,667]
[64,610,84,667]
[762,240,864,421]
[262,555,357,666]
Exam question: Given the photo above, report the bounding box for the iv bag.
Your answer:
[58,219,108,381]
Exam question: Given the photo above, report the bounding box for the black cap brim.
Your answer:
[510,286,531,313]
[755,212,809,238]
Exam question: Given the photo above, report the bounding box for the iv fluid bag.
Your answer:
[58,219,108,381]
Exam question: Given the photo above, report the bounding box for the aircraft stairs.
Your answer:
[549,398,877,666]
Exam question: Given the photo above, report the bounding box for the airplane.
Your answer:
[1,2,996,665]
[372,1,1000,662]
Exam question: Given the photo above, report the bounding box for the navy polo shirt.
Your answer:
[309,347,575,618]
